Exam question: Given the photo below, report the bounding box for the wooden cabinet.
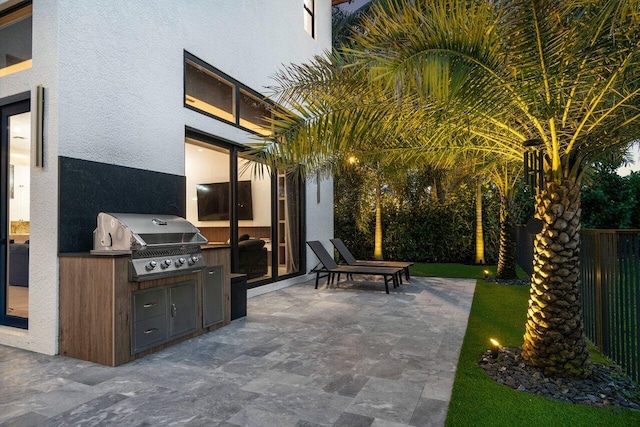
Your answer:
[59,246,231,366]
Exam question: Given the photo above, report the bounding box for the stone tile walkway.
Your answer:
[0,276,476,426]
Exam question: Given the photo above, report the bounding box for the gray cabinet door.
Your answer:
[203,266,224,328]
[168,281,198,338]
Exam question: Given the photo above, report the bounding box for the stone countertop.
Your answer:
[59,251,130,258]
[59,244,230,258]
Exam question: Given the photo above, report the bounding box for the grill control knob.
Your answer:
[188,256,199,266]
[177,257,186,266]
[161,259,172,269]
[146,260,157,271]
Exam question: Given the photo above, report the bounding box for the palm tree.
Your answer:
[344,157,386,260]
[343,0,640,377]
[485,159,523,280]
[258,0,640,378]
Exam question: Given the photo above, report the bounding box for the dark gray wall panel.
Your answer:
[58,156,185,253]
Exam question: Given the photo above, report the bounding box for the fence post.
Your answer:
[595,231,604,352]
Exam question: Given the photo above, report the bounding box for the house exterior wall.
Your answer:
[0,0,334,354]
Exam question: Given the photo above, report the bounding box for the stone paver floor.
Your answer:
[0,276,475,426]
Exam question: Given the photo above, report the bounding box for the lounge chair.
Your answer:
[330,238,413,281]
[306,241,402,294]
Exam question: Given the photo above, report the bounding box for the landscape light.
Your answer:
[490,338,501,358]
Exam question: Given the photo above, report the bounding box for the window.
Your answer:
[185,59,235,123]
[304,0,314,38]
[239,89,272,136]
[184,52,275,136]
[0,2,32,77]
[185,132,305,288]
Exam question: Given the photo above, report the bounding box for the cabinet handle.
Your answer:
[143,302,157,308]
[143,328,158,335]
[171,303,177,317]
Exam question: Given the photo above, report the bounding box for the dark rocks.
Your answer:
[485,277,530,286]
[479,347,640,411]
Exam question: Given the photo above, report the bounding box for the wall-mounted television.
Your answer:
[197,181,253,221]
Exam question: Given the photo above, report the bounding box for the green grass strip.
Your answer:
[410,263,640,426]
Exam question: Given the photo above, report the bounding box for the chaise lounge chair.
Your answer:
[307,241,403,294]
[330,238,413,281]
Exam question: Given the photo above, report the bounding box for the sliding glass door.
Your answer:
[1,97,30,328]
[185,133,305,287]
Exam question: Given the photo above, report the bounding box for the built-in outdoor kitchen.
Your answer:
[58,212,232,367]
[54,157,237,367]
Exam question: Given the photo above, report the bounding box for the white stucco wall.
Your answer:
[0,0,334,354]
[56,0,332,173]
[0,0,59,354]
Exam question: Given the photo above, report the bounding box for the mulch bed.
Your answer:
[479,347,640,412]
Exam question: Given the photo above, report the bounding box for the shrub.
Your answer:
[334,176,500,263]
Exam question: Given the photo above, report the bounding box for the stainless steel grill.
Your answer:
[92,212,208,281]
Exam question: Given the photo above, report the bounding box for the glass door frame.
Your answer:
[185,127,306,288]
[0,92,30,329]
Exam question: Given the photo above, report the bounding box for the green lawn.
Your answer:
[410,263,640,427]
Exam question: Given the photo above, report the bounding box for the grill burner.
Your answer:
[92,212,209,281]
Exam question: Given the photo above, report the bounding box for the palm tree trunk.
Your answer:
[521,178,591,378]
[496,194,517,279]
[474,179,485,265]
[373,183,383,260]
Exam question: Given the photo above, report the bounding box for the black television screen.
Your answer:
[197,181,253,221]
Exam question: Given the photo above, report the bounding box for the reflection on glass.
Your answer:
[7,112,30,319]
[304,0,314,37]
[277,172,300,276]
[239,90,272,136]
[0,4,33,77]
[238,156,271,283]
[185,60,235,122]
[185,140,231,244]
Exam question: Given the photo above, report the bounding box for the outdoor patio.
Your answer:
[0,276,476,427]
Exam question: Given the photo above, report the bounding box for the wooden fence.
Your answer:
[516,227,640,382]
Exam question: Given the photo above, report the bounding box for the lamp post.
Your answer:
[523,139,545,235]
[523,138,545,193]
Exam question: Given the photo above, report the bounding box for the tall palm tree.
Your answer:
[344,0,640,377]
[258,0,640,378]
[474,177,486,265]
[485,158,523,280]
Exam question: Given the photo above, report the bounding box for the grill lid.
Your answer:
[93,212,208,252]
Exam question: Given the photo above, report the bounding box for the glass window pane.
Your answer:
[185,140,231,244]
[0,4,33,77]
[304,0,314,37]
[185,60,235,122]
[238,156,271,283]
[277,172,300,276]
[7,111,30,319]
[239,90,272,136]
